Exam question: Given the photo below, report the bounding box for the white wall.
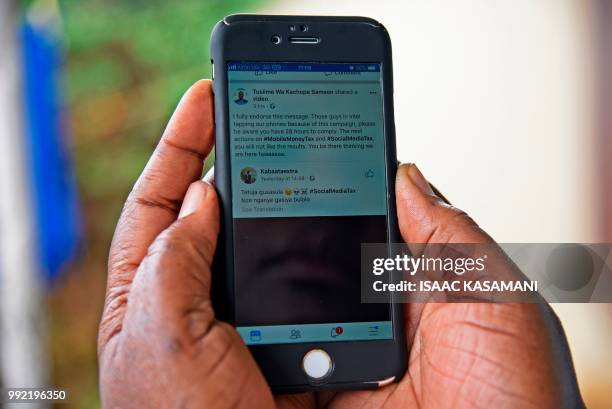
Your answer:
[265,0,599,243]
[263,0,608,405]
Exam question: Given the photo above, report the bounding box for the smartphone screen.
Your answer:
[227,62,392,345]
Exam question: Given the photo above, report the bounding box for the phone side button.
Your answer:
[302,349,333,380]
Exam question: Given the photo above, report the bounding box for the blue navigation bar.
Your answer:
[237,321,392,345]
[227,62,380,72]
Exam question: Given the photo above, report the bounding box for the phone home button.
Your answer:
[302,349,333,380]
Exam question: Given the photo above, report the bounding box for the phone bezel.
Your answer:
[210,14,407,392]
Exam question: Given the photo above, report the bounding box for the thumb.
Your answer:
[178,180,218,222]
[128,180,220,340]
[167,179,220,295]
[173,179,220,302]
[172,179,220,272]
[117,181,276,408]
[395,163,493,245]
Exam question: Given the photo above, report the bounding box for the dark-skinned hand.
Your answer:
[98,80,584,409]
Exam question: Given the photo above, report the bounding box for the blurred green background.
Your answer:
[50,1,264,407]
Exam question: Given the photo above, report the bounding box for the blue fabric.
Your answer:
[21,21,81,284]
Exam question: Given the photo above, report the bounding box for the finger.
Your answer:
[178,180,214,220]
[395,163,494,344]
[100,80,214,350]
[109,79,214,284]
[275,392,316,409]
[395,163,493,246]
[118,182,278,408]
[99,180,220,352]
[133,181,220,340]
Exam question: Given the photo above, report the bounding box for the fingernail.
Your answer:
[399,163,434,194]
[202,166,215,184]
[179,181,210,218]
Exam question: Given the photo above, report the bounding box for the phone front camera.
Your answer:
[300,24,308,32]
[271,35,282,45]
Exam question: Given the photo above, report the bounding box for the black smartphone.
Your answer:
[210,14,406,392]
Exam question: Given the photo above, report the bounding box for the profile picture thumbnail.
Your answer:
[240,167,257,184]
[234,88,248,105]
